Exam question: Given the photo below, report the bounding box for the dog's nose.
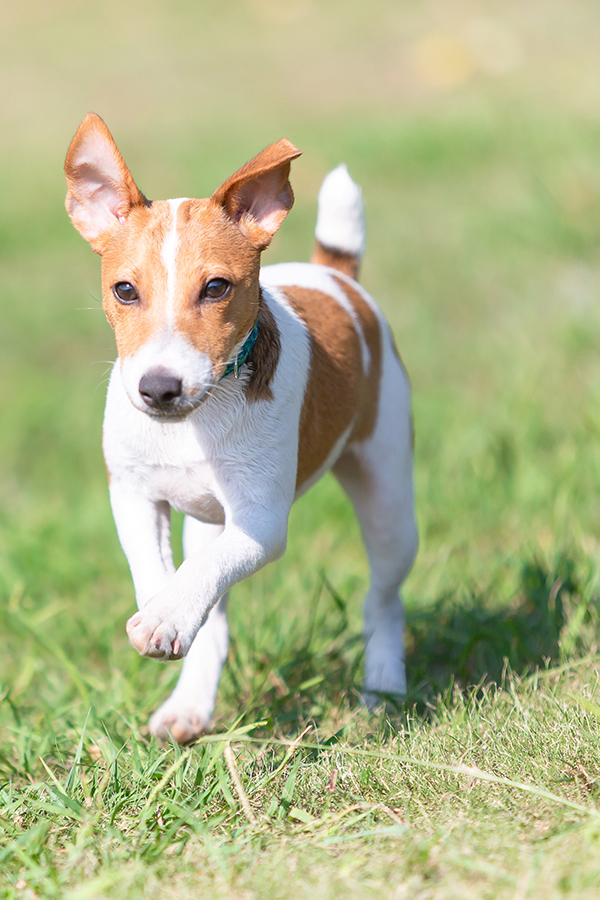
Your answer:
[139,369,183,409]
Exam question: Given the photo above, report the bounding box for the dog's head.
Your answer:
[65,114,300,420]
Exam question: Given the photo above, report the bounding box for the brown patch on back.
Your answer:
[332,277,382,443]
[311,241,361,281]
[283,286,363,491]
[286,279,384,491]
[245,292,281,402]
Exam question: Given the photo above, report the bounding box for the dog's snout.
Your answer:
[139,369,183,409]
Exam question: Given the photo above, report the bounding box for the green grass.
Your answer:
[4,0,600,896]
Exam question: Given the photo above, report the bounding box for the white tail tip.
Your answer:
[314,164,366,258]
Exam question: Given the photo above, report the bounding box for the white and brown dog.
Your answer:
[65,114,418,743]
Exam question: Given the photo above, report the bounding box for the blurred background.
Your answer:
[2,0,600,713]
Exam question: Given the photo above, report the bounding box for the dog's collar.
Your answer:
[221,320,259,380]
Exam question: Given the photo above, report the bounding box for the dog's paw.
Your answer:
[126,607,191,660]
[362,687,405,710]
[362,659,407,710]
[149,701,209,745]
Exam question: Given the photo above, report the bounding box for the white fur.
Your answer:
[262,262,371,373]
[104,285,311,648]
[67,130,131,239]
[101,177,415,742]
[119,198,215,417]
[314,164,366,257]
[162,198,186,325]
[120,332,214,416]
[149,520,230,740]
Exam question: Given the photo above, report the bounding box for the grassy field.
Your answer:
[4,0,600,897]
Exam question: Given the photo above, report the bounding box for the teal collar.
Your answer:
[221,320,259,380]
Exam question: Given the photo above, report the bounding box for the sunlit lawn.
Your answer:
[3,1,600,897]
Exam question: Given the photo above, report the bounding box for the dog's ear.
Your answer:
[211,139,302,250]
[65,113,147,253]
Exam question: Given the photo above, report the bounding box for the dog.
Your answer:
[64,114,418,743]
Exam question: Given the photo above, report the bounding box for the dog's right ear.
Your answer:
[65,113,147,253]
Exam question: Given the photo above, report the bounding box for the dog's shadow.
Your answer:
[404,555,577,704]
[227,554,585,733]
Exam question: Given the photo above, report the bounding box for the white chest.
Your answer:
[146,464,225,522]
[103,369,226,523]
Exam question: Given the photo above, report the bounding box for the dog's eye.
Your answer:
[113,282,139,304]
[202,278,231,301]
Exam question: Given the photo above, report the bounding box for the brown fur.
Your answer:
[100,202,169,355]
[332,277,382,442]
[100,198,262,375]
[282,286,364,490]
[311,241,361,281]
[284,280,383,490]
[163,199,260,376]
[65,118,383,482]
[245,292,281,402]
[65,119,300,382]
[65,113,149,254]
[212,139,302,250]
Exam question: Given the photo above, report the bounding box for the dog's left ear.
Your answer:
[212,139,302,249]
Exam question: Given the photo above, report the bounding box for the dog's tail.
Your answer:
[311,164,365,282]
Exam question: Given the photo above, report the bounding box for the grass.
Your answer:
[3,0,600,896]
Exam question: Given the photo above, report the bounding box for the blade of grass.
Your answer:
[65,708,91,795]
[224,743,257,824]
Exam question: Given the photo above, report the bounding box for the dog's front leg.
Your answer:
[125,507,288,660]
[109,482,176,608]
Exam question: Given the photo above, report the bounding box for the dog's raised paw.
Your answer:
[126,609,185,660]
[149,703,209,745]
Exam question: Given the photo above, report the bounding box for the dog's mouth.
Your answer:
[137,391,213,422]
[130,376,217,422]
[141,405,197,423]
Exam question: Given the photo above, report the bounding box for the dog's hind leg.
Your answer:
[333,348,417,706]
[149,517,229,743]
